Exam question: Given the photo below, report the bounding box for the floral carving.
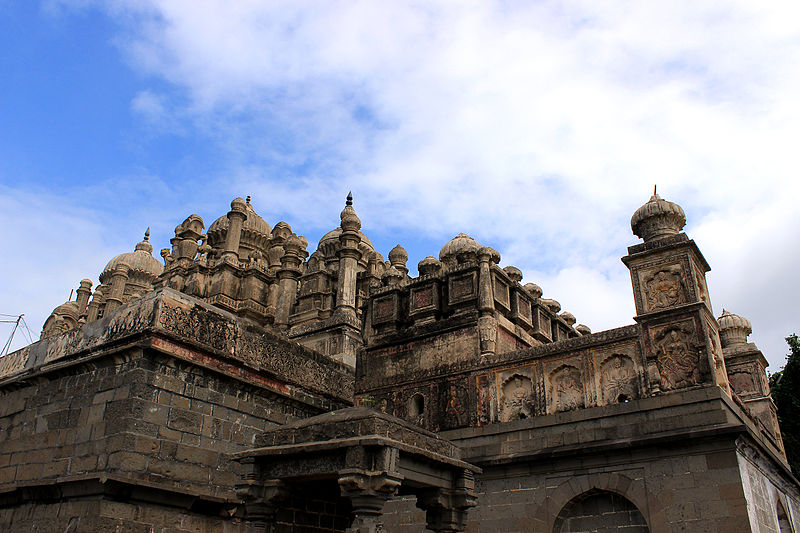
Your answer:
[549,365,584,412]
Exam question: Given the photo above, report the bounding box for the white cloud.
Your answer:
[21,1,800,369]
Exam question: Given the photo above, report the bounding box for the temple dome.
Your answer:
[100,230,163,284]
[207,198,272,255]
[439,233,481,266]
[631,188,686,242]
[317,227,375,268]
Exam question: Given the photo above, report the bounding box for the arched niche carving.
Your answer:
[549,364,584,413]
[599,354,639,404]
[407,393,426,427]
[499,373,533,422]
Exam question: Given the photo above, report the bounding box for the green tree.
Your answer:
[770,334,800,475]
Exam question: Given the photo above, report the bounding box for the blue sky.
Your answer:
[2,1,799,370]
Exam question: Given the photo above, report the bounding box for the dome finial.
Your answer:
[144,227,150,241]
[631,189,686,242]
[346,191,353,207]
[246,195,251,204]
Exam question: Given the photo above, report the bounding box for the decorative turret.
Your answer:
[718,310,753,348]
[631,186,686,242]
[418,256,442,277]
[388,245,409,277]
[335,193,363,320]
[623,191,728,396]
[340,192,361,232]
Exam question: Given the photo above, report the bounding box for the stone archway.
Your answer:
[777,499,793,533]
[552,489,649,533]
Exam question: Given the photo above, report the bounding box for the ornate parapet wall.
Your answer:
[0,288,353,531]
[357,324,643,432]
[1,288,353,406]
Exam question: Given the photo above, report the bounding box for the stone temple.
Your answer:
[0,191,796,532]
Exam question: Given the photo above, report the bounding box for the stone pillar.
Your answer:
[85,286,105,322]
[477,246,500,356]
[622,191,729,395]
[338,471,402,533]
[275,235,306,329]
[222,197,248,262]
[388,244,408,278]
[336,193,363,320]
[237,458,290,533]
[104,263,129,314]
[416,470,477,532]
[75,279,93,315]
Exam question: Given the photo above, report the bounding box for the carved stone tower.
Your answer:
[622,189,730,395]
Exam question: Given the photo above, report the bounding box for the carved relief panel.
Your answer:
[475,373,494,425]
[649,320,703,391]
[598,354,639,404]
[493,275,510,311]
[448,271,477,305]
[440,381,469,429]
[546,362,585,413]
[372,293,399,325]
[496,367,535,422]
[639,263,686,313]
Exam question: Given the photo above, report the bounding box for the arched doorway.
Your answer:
[553,489,649,533]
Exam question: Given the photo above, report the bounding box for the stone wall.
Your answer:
[377,386,799,532]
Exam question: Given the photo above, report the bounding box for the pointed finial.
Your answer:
[246,195,251,204]
[346,191,353,207]
[653,184,657,195]
[144,227,150,241]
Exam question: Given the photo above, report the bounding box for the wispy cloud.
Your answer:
[21,1,800,368]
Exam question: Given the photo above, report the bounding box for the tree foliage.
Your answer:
[769,334,800,475]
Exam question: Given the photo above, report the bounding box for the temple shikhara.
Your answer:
[0,191,796,532]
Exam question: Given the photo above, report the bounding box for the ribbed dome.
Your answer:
[631,189,686,242]
[207,200,272,247]
[439,233,481,264]
[718,309,752,348]
[100,230,163,284]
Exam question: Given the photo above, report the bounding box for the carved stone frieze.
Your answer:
[0,347,29,378]
[157,298,235,353]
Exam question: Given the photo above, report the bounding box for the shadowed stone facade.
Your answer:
[1,191,797,532]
